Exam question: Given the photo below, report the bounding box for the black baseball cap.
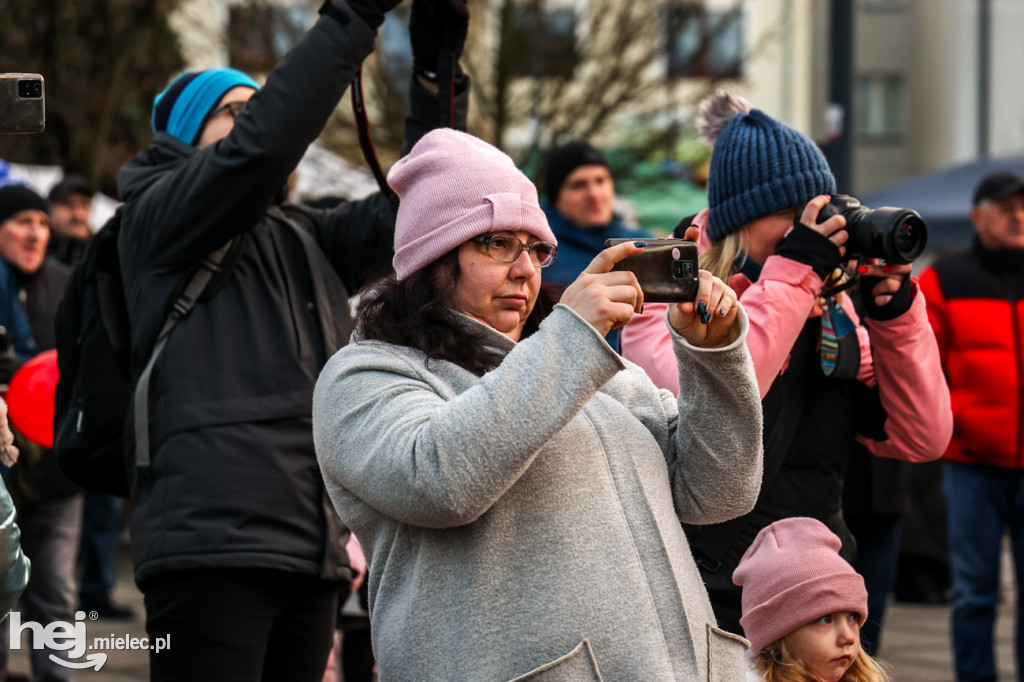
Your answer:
[972,170,1024,206]
[47,174,94,204]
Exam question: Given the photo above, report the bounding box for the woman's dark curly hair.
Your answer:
[356,249,560,376]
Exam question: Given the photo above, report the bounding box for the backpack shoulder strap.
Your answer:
[267,204,344,354]
[133,240,233,486]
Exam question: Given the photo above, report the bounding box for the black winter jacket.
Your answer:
[11,260,78,503]
[116,6,467,584]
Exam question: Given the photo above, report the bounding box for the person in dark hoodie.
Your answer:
[115,0,470,679]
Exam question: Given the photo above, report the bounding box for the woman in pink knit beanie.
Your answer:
[312,129,768,680]
[733,517,891,682]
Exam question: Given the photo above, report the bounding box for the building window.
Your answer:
[856,74,904,136]
[228,4,312,74]
[502,5,579,78]
[666,5,744,79]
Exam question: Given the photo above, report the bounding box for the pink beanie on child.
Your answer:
[732,517,868,652]
[388,129,557,280]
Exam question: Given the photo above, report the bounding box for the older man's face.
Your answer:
[0,209,50,274]
[971,192,1024,251]
[50,192,92,241]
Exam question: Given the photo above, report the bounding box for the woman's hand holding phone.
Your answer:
[668,271,739,348]
[560,241,645,338]
[661,223,739,348]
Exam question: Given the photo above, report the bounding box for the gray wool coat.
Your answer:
[313,304,763,681]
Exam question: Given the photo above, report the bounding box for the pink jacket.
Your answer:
[621,209,951,463]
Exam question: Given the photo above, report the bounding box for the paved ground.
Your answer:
[5,543,1018,680]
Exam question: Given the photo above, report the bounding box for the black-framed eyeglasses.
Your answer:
[208,100,248,120]
[469,233,558,268]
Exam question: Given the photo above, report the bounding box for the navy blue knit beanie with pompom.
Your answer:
[701,92,836,242]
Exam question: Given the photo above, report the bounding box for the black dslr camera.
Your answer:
[816,194,927,264]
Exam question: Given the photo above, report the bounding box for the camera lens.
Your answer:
[893,215,926,262]
[18,80,42,99]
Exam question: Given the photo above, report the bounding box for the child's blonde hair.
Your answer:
[752,639,892,682]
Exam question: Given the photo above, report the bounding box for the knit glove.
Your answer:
[409,0,469,76]
[859,273,913,320]
[774,222,842,280]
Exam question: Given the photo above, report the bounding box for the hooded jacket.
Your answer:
[116,6,466,584]
[314,305,763,681]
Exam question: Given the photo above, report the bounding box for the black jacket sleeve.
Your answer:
[125,6,378,272]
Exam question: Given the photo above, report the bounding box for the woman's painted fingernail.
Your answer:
[718,307,727,316]
[701,311,712,325]
[857,265,869,274]
[634,240,646,248]
[696,301,707,317]
[640,304,644,314]
[882,264,892,273]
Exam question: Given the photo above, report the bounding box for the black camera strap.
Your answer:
[351,69,399,205]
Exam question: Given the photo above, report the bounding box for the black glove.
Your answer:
[0,331,19,387]
[774,222,842,280]
[409,0,469,76]
[324,0,403,31]
[859,273,913,321]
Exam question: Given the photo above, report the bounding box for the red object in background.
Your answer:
[6,349,58,448]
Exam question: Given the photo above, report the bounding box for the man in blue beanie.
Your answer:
[115,1,471,679]
[540,141,651,352]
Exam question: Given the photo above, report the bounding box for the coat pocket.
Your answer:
[508,640,604,682]
[706,624,750,682]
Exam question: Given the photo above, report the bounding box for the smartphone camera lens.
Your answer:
[18,80,42,99]
[672,261,695,279]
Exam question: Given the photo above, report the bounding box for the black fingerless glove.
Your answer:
[409,0,469,76]
[774,222,842,280]
[859,273,913,320]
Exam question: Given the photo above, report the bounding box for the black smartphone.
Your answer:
[0,74,45,134]
[603,238,699,303]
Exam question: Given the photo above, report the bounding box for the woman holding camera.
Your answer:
[313,129,763,680]
[622,92,952,635]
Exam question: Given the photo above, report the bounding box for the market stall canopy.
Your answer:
[861,153,1024,251]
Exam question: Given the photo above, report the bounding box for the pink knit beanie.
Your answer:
[388,129,557,280]
[732,517,868,652]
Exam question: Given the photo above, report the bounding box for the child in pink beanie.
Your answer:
[733,517,891,682]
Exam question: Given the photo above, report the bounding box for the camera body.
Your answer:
[0,74,45,134]
[604,238,699,302]
[816,193,927,264]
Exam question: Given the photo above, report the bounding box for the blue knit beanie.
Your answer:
[701,92,836,242]
[152,68,260,146]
